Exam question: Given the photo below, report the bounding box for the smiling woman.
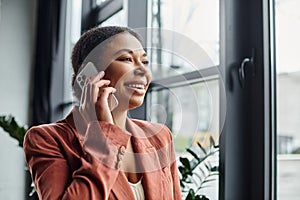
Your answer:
[23,26,181,200]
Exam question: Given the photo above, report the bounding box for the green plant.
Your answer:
[292,147,300,154]
[0,115,36,196]
[179,136,219,200]
[0,115,27,147]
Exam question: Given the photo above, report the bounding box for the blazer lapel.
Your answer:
[142,168,163,199]
[111,172,135,200]
[126,118,163,200]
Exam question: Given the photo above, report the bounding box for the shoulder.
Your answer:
[23,120,73,149]
[131,118,164,128]
[131,118,173,142]
[131,118,170,132]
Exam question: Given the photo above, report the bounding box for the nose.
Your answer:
[134,59,150,76]
[134,65,147,76]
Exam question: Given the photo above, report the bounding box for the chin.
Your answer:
[128,97,144,110]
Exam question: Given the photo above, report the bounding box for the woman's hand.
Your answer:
[79,71,116,124]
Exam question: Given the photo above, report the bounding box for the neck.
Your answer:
[112,109,128,130]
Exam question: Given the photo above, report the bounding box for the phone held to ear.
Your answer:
[76,62,119,111]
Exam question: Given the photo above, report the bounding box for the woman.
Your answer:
[24,26,182,200]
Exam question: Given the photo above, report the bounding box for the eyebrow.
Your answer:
[114,48,147,57]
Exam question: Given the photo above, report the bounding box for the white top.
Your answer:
[128,179,145,200]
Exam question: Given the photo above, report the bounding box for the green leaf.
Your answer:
[186,148,200,161]
[186,189,210,200]
[204,162,211,171]
[209,136,215,148]
[180,180,185,188]
[197,141,207,154]
[0,115,27,147]
[190,159,199,169]
[196,195,209,200]
[180,157,191,170]
[197,166,206,178]
[202,178,218,185]
[179,166,184,173]
[179,137,220,200]
[185,189,196,200]
[211,166,219,172]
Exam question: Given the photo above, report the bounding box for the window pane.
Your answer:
[148,79,220,199]
[275,0,300,199]
[96,0,111,6]
[100,9,127,26]
[149,0,219,79]
[63,0,82,116]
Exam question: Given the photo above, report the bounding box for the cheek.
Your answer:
[104,66,122,86]
[148,73,152,82]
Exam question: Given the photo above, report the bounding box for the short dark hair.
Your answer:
[71,26,142,99]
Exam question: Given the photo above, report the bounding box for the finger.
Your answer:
[96,87,117,104]
[90,71,105,84]
[90,80,111,103]
[82,77,109,104]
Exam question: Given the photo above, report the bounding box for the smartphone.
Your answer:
[76,62,119,111]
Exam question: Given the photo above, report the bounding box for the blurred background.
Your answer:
[0,0,299,199]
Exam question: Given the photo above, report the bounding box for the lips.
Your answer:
[126,83,145,89]
[124,80,148,95]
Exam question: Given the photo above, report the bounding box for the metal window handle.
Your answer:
[238,49,255,88]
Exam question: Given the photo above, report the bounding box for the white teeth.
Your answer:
[127,84,145,89]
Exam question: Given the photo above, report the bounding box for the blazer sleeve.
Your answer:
[23,121,131,200]
[171,157,182,200]
[167,126,182,200]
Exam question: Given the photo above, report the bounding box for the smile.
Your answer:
[124,81,147,95]
[126,83,145,89]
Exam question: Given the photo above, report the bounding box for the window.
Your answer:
[75,0,285,199]
[79,1,222,199]
[63,0,82,116]
[148,0,221,199]
[96,0,110,5]
[149,79,220,153]
[101,9,127,26]
[275,0,300,199]
[149,0,219,79]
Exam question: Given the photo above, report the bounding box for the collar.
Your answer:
[64,106,88,141]
[64,107,164,199]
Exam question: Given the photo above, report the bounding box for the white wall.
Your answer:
[0,0,36,199]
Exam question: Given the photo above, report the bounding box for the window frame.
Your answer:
[219,0,276,199]
[80,0,277,199]
[81,0,123,33]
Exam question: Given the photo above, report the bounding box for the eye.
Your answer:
[142,60,149,65]
[118,57,133,62]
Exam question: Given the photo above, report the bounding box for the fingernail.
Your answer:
[98,71,105,76]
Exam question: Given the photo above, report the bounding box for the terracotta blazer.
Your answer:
[24,107,182,200]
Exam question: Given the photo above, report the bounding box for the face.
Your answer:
[100,33,152,110]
